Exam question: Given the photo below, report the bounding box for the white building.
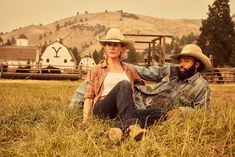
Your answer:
[79,55,96,72]
[0,46,39,68]
[16,34,28,46]
[40,39,77,68]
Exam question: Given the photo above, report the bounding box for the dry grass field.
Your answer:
[0,79,234,157]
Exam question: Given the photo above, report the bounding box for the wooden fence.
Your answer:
[1,63,235,82]
[202,68,235,83]
[0,63,82,80]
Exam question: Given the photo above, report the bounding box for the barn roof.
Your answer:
[0,46,37,60]
[41,40,77,64]
[17,34,28,39]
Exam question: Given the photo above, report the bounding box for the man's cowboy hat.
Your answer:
[171,44,212,71]
[98,28,134,49]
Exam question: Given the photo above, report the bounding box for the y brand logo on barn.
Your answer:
[52,47,62,58]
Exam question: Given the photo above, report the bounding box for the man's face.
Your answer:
[177,56,197,80]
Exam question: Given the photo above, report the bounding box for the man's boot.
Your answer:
[128,124,146,141]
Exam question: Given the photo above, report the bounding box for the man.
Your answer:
[133,44,211,115]
[70,44,211,116]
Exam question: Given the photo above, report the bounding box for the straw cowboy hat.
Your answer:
[171,44,212,71]
[98,28,134,49]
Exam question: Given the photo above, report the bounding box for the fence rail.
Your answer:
[1,63,235,82]
[202,68,235,83]
[0,63,82,80]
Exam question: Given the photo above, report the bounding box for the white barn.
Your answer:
[79,55,96,72]
[40,39,77,68]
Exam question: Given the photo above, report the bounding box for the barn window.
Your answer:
[46,59,50,63]
[64,59,67,63]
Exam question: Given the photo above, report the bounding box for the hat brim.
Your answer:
[97,37,134,49]
[170,53,212,71]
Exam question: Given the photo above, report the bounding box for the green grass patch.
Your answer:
[0,80,235,156]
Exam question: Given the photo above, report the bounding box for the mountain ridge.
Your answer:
[1,11,233,56]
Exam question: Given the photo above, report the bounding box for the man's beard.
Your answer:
[177,65,196,81]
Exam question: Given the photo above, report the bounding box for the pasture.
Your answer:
[0,79,234,157]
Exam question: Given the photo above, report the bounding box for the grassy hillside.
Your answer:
[0,80,235,156]
[0,11,202,57]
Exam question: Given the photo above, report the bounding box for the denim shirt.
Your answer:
[69,63,210,111]
[132,63,210,111]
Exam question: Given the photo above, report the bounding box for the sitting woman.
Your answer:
[83,28,164,141]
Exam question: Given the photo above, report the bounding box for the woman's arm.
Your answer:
[82,98,93,124]
[82,68,96,124]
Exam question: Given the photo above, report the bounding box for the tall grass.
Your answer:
[0,80,234,157]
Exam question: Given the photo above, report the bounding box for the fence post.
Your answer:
[0,62,3,77]
[39,62,42,74]
[209,55,214,83]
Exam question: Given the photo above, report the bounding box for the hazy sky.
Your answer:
[1,0,235,32]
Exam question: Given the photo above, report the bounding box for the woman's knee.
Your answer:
[117,80,131,88]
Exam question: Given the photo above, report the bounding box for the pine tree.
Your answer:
[5,39,11,46]
[10,37,16,45]
[72,47,81,64]
[92,49,100,64]
[197,0,235,67]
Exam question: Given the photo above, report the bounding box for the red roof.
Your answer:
[0,46,37,60]
[17,34,28,39]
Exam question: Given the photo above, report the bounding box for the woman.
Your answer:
[83,28,164,141]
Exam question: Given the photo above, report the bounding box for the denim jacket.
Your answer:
[132,63,210,111]
[69,63,210,111]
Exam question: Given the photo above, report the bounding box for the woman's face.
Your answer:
[105,42,125,59]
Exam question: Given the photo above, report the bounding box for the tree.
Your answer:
[39,34,43,40]
[5,39,11,46]
[55,24,60,31]
[0,37,3,44]
[197,0,235,67]
[41,41,48,54]
[64,21,68,27]
[126,48,138,64]
[10,37,16,45]
[92,49,100,64]
[93,48,104,64]
[71,47,81,64]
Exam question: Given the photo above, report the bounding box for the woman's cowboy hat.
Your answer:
[98,28,134,49]
[171,44,212,71]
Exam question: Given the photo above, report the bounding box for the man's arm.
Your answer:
[69,80,88,109]
[127,63,173,82]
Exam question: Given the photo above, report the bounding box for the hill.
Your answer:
[0,11,216,56]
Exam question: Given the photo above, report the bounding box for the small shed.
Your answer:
[79,55,96,73]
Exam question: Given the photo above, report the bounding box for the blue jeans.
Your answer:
[93,80,165,128]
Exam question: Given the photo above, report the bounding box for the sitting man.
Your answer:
[70,44,212,117]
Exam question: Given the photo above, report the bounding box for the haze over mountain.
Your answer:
[1,11,234,56]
